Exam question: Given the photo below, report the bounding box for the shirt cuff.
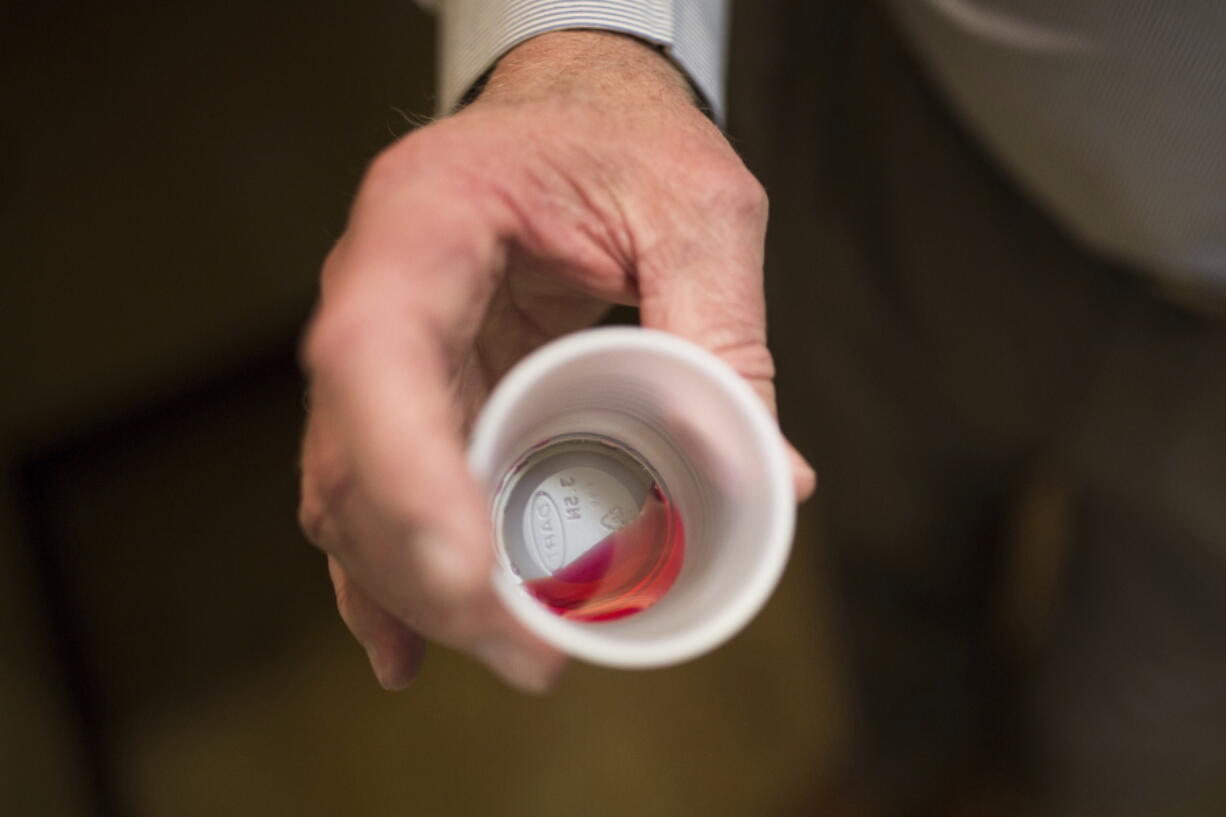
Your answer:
[429,0,729,122]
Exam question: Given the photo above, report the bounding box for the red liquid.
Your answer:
[525,485,684,622]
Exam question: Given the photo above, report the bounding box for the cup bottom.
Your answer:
[491,434,685,622]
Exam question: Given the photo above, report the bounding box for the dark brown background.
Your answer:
[0,3,843,815]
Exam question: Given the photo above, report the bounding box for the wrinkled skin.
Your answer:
[298,31,815,693]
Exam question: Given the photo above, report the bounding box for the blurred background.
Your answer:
[0,3,846,816]
[7,2,1225,816]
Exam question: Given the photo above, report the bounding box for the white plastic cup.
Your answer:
[467,327,795,668]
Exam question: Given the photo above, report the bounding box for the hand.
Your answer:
[298,31,816,694]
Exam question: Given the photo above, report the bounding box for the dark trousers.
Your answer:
[730,3,1226,814]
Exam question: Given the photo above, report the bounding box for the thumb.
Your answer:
[635,187,816,501]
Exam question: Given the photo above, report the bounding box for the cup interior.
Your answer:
[469,329,794,668]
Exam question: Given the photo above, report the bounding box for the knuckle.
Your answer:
[317,241,349,294]
[297,467,353,556]
[361,149,409,201]
[362,136,426,193]
[725,167,769,220]
[359,126,458,202]
[297,497,341,556]
[682,153,769,227]
[300,313,333,376]
[702,327,774,379]
[297,496,322,544]
[730,339,777,383]
[301,307,364,378]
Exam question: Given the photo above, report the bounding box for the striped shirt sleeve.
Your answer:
[420,0,730,122]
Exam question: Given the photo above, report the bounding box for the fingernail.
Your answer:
[472,639,558,695]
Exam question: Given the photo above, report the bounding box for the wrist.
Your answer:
[470,30,699,112]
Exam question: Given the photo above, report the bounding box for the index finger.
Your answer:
[302,177,563,679]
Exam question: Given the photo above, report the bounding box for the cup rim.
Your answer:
[468,326,796,668]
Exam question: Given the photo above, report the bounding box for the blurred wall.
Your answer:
[0,3,843,816]
[0,3,434,812]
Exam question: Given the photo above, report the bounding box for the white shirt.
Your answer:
[424,1,1226,287]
